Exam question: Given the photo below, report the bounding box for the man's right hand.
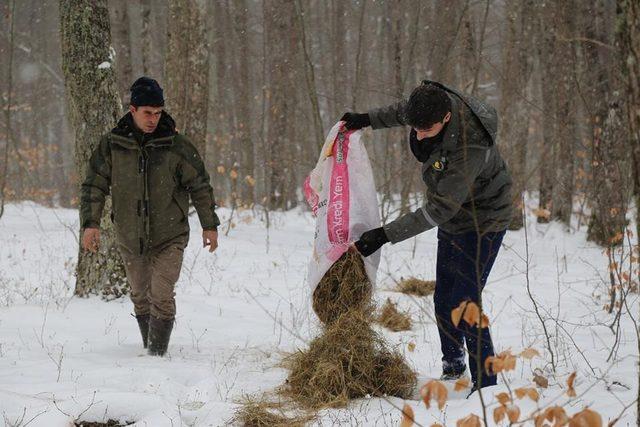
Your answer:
[82,228,101,253]
[340,112,371,130]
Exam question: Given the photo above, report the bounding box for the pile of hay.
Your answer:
[396,277,436,296]
[234,399,313,427]
[286,250,416,409]
[377,298,412,332]
[312,250,373,324]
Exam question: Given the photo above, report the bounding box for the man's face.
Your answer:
[414,111,452,141]
[129,105,163,134]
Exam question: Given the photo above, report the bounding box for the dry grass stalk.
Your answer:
[377,298,412,332]
[312,250,373,324]
[396,277,436,297]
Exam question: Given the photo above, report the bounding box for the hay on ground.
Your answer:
[396,277,436,296]
[234,398,313,427]
[312,250,373,324]
[377,298,412,332]
[284,311,416,409]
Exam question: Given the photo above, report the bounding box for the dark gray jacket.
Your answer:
[368,80,512,243]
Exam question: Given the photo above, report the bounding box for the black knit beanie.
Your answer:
[130,77,165,107]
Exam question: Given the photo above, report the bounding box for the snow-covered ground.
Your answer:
[0,201,637,426]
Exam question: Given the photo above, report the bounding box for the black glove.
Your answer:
[340,112,371,130]
[354,227,389,257]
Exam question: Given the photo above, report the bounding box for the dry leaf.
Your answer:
[533,373,549,388]
[514,387,539,402]
[520,348,541,359]
[485,356,503,374]
[463,302,480,326]
[495,392,511,406]
[545,406,570,426]
[454,377,471,392]
[567,372,577,397]
[430,424,445,427]
[408,342,416,352]
[400,404,415,427]
[451,301,468,327]
[569,408,602,427]
[456,414,481,427]
[507,405,521,423]
[494,406,506,423]
[421,380,448,410]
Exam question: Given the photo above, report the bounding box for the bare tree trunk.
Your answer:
[59,0,128,298]
[109,0,133,107]
[165,0,209,155]
[265,0,297,210]
[536,1,557,223]
[499,0,534,230]
[584,0,629,245]
[294,0,323,155]
[551,0,578,227]
[618,0,640,258]
[0,0,15,218]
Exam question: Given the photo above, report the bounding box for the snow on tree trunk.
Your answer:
[59,0,128,298]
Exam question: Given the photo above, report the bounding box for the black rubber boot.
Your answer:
[135,314,150,348]
[147,316,174,356]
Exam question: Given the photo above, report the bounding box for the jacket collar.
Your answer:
[110,111,177,150]
[440,94,460,153]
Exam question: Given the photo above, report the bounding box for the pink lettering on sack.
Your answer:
[303,175,319,216]
[327,130,353,261]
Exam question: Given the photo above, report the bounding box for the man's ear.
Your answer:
[443,111,452,123]
[129,105,136,114]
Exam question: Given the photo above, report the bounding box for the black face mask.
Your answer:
[408,123,448,163]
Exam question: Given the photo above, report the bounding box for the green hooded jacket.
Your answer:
[80,112,220,254]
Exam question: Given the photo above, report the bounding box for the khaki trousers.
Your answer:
[119,234,188,320]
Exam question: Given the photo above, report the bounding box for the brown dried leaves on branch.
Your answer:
[451,301,489,329]
[421,380,448,410]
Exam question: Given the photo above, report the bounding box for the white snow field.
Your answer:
[0,201,637,426]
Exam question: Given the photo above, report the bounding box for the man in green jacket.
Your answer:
[80,77,220,356]
[344,81,512,393]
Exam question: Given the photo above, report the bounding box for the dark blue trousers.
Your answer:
[434,228,505,388]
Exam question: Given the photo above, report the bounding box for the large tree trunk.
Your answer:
[536,1,557,224]
[499,0,534,230]
[551,0,578,227]
[264,0,297,211]
[618,0,640,259]
[584,0,629,246]
[165,0,209,155]
[108,0,133,108]
[59,0,128,298]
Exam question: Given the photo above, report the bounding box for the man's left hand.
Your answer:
[202,229,218,253]
[354,227,389,257]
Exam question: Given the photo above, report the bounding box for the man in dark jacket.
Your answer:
[80,77,220,356]
[344,81,512,392]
